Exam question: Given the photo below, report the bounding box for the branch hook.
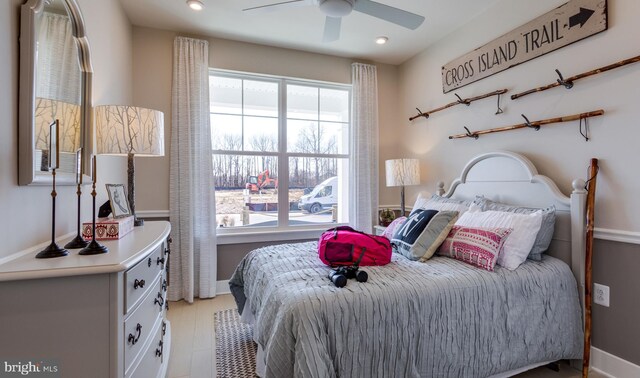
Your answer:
[495,94,504,115]
[555,69,574,89]
[455,93,471,106]
[415,107,429,119]
[579,115,590,142]
[464,126,479,140]
[522,114,540,131]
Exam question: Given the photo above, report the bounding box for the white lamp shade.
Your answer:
[95,105,165,156]
[34,97,81,152]
[385,159,420,187]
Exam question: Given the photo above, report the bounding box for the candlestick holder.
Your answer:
[65,183,89,249]
[79,179,108,255]
[36,168,69,259]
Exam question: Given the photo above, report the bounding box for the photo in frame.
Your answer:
[105,184,131,218]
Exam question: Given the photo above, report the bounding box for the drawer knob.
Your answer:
[162,321,166,336]
[134,279,145,289]
[165,301,169,311]
[155,340,164,357]
[128,323,142,345]
[156,257,165,266]
[154,293,164,310]
[162,279,167,292]
[147,257,152,267]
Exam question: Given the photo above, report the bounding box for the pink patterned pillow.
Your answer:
[381,216,407,240]
[437,226,512,271]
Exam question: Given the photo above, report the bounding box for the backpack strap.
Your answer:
[353,247,366,267]
[329,226,389,248]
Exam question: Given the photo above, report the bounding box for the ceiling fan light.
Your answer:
[319,0,354,18]
[376,36,388,45]
[187,0,204,11]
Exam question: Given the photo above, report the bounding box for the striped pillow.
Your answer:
[438,226,512,271]
[475,197,556,261]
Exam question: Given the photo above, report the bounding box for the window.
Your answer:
[210,71,351,232]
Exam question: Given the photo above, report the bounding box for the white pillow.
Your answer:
[454,208,543,270]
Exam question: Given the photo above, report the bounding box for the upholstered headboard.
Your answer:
[434,151,587,301]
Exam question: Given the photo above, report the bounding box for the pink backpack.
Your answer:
[318,226,392,267]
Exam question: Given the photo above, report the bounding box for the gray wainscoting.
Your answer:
[592,239,640,366]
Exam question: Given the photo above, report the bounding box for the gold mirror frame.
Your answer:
[19,0,93,185]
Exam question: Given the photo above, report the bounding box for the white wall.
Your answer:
[131,26,401,212]
[0,0,132,258]
[399,0,640,232]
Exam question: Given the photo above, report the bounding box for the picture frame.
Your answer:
[105,184,131,218]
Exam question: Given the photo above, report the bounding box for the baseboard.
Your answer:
[591,347,640,378]
[216,280,230,295]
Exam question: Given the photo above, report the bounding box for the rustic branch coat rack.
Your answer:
[410,89,508,121]
[582,158,599,378]
[511,54,640,100]
[449,110,604,140]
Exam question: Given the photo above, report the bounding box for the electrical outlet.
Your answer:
[594,283,610,307]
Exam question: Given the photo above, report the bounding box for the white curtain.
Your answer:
[350,63,379,233]
[37,12,81,104]
[168,37,217,302]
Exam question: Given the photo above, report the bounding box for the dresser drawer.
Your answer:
[125,245,164,313]
[124,276,164,375]
[127,316,164,378]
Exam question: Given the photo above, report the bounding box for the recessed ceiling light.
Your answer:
[376,36,388,45]
[187,0,204,11]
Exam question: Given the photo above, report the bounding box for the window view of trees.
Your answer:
[210,72,349,228]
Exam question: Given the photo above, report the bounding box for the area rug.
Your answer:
[214,309,257,378]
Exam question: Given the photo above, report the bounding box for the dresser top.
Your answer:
[0,221,171,282]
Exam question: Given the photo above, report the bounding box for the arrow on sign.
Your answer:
[570,7,595,28]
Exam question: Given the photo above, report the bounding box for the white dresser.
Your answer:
[0,221,171,378]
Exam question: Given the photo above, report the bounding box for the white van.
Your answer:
[298,176,337,214]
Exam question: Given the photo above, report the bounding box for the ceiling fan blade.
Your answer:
[243,0,307,13]
[353,0,425,30]
[322,16,341,43]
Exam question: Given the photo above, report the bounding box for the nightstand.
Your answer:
[374,225,387,236]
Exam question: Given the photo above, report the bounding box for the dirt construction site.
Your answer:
[215,188,304,214]
[215,188,333,227]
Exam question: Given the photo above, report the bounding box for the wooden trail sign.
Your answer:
[441,0,607,93]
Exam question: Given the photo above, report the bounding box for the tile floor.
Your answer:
[166,295,604,378]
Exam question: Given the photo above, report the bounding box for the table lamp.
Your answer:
[385,158,420,216]
[95,105,164,226]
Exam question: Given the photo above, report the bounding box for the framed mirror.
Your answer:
[19,0,93,185]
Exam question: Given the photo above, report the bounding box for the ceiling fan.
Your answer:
[242,0,425,42]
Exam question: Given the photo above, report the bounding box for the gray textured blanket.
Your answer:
[229,242,583,378]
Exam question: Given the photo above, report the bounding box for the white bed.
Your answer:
[230,151,588,377]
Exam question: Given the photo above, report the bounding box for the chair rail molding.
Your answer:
[593,228,640,245]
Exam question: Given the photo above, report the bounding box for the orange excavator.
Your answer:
[245,170,278,193]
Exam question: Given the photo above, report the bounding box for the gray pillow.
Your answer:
[391,209,459,261]
[475,197,556,261]
[411,194,473,216]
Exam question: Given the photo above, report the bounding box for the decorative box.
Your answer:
[82,216,134,240]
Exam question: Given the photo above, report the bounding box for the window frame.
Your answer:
[209,69,352,239]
